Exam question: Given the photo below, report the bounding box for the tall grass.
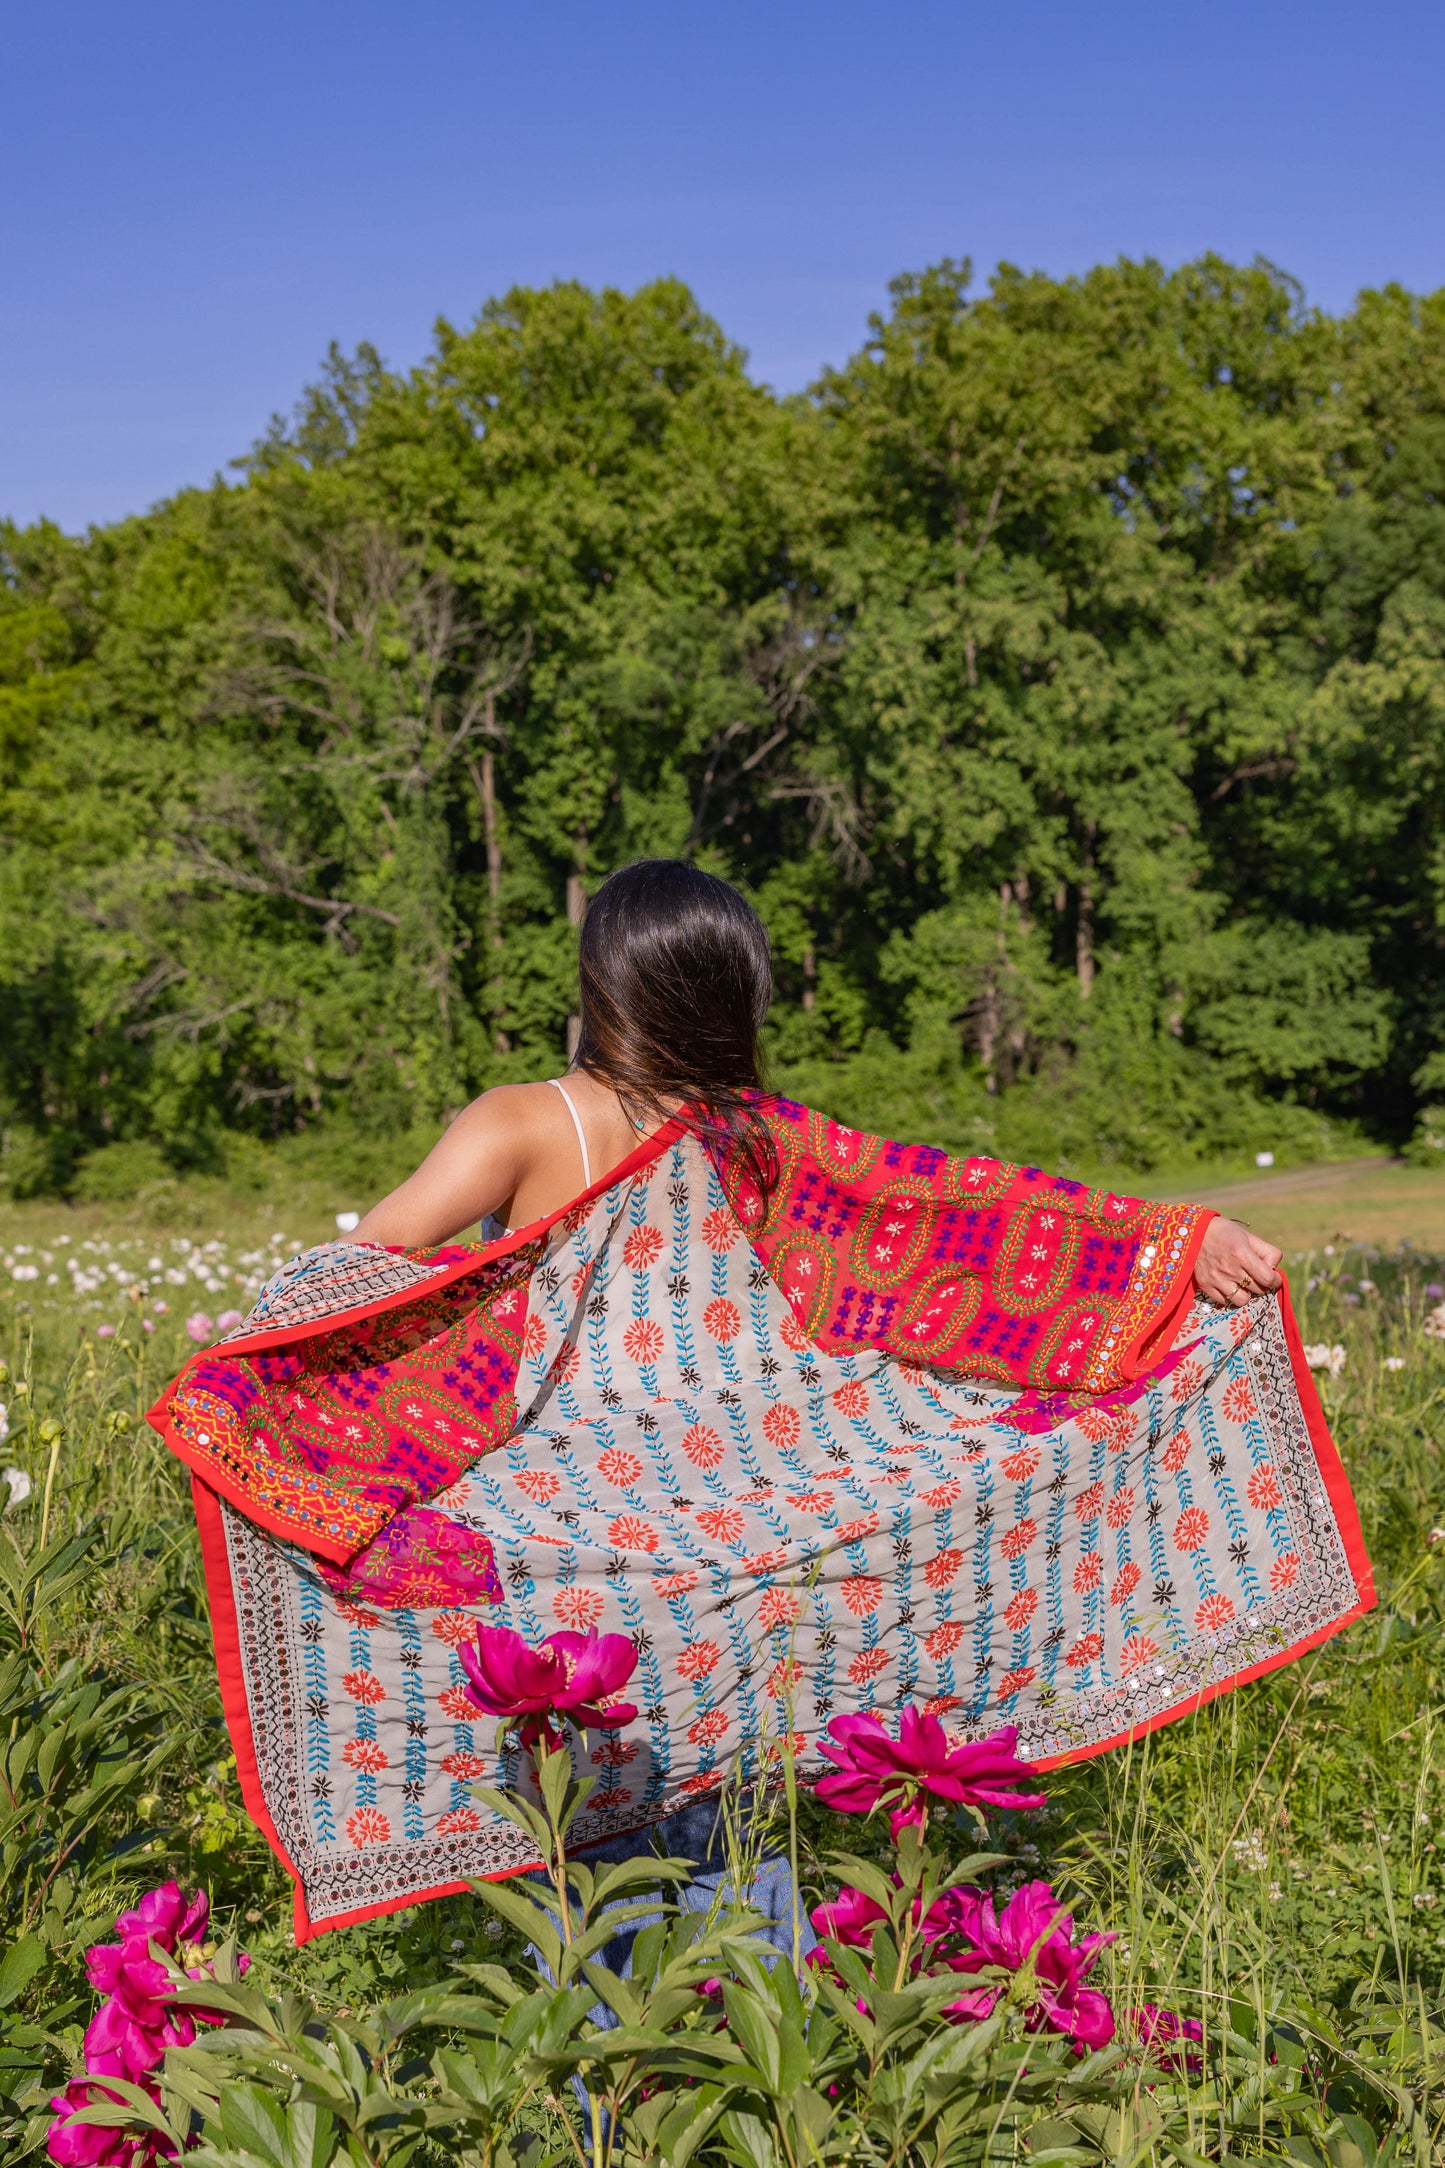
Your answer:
[3,1207,1444,2159]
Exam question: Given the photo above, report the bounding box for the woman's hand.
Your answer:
[1194,1216,1284,1308]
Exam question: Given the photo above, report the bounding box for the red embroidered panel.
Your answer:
[711,1100,1212,1396]
[150,1248,534,1565]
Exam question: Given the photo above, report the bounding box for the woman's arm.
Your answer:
[352,1089,534,1249]
[1194,1216,1284,1307]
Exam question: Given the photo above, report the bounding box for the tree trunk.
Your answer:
[481,738,506,1054]
[468,722,509,1055]
[1076,824,1096,1000]
[802,943,816,1013]
[566,857,587,1062]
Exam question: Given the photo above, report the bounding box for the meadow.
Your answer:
[4,1163,1445,2165]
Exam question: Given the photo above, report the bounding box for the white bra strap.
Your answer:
[548,1077,592,1189]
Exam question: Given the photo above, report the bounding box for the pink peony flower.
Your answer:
[919,1881,987,1945]
[73,1885,232,2094]
[810,1884,889,1947]
[941,1879,1115,2049]
[82,1985,193,2083]
[183,1314,212,1344]
[458,1622,639,1748]
[815,1709,1046,1834]
[113,1881,208,1952]
[1131,2002,1204,2073]
[46,2079,175,2166]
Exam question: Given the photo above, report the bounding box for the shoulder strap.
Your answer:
[548,1076,592,1189]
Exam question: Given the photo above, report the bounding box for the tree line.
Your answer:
[4,252,1445,1195]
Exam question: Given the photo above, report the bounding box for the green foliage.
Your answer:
[5,256,1445,1181]
[4,1202,1445,2156]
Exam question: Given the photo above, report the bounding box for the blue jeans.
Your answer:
[529,1796,816,2015]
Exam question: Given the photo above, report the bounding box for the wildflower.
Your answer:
[1427,1283,1445,1299]
[184,1313,213,1344]
[335,1212,361,1232]
[2,1466,28,1508]
[215,1310,243,1332]
[1302,1344,1347,1377]
[1255,1152,1274,1168]
[0,1402,7,1444]
[939,1880,1115,2048]
[458,1622,639,1749]
[815,1708,1046,1837]
[1424,1305,1445,1341]
[96,1326,117,1340]
[1357,1278,1376,1294]
[1130,2002,1204,2074]
[1384,1356,1406,1372]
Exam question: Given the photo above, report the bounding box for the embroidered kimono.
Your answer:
[147,1101,1372,1941]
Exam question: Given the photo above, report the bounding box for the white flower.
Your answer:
[1385,1356,1406,1372]
[0,1405,7,1443]
[1255,1151,1275,1168]
[1303,1343,1347,1377]
[1358,1278,1377,1294]
[10,1265,38,1283]
[3,1467,31,1508]
[1424,1305,1445,1341]
[1232,1830,1270,1872]
[335,1212,361,1233]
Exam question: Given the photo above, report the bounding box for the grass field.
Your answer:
[1152,1158,1445,1256]
[5,1163,1445,2161]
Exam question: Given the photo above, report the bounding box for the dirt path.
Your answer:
[1150,1157,1395,1208]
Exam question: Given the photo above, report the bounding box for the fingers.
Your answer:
[1192,1216,1283,1307]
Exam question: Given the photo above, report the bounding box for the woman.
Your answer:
[354,860,1284,1309]
[151,861,1372,1944]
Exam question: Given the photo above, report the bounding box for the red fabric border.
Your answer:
[1125,1208,1216,1380]
[192,1474,545,1944]
[191,1475,315,1940]
[1036,1274,1375,1770]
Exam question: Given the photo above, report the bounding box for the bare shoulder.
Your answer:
[443,1080,561,1149]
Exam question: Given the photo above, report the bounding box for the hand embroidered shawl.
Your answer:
[147,1100,1374,1941]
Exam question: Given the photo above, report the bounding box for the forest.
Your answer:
[4,251,1445,1194]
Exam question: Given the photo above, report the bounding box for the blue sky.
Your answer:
[3,0,1441,533]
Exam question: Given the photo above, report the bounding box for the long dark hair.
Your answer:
[574,859,778,1202]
